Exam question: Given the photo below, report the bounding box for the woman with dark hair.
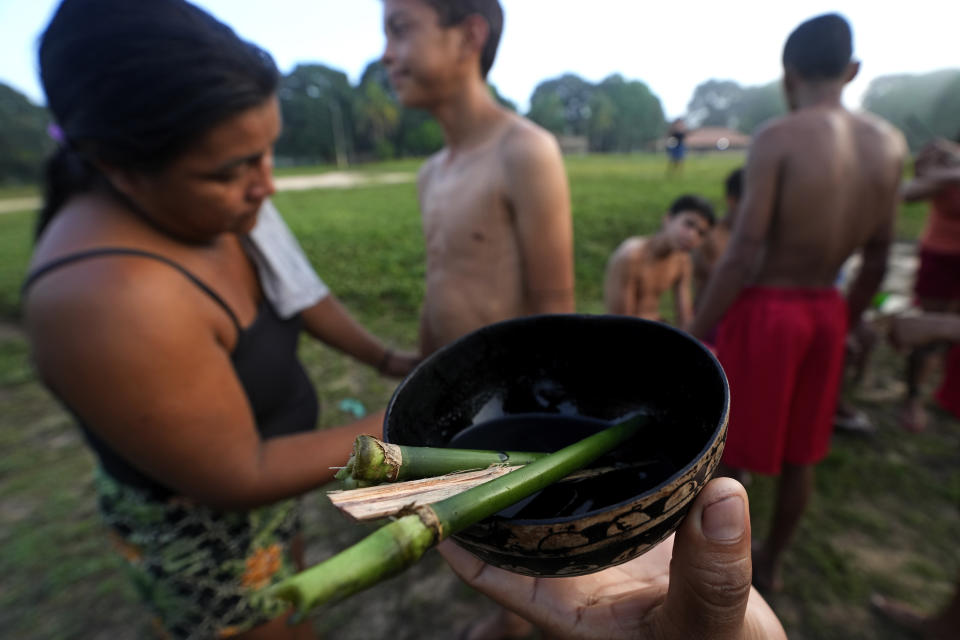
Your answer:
[24,1,415,637]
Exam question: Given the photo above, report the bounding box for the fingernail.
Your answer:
[702,495,745,541]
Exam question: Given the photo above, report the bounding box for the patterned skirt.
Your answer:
[95,468,302,639]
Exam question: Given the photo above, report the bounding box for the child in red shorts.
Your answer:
[900,136,960,431]
[891,313,960,420]
[688,14,907,592]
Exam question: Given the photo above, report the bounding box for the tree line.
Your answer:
[1,63,958,185]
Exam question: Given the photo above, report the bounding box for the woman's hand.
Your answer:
[439,477,786,640]
[378,349,422,378]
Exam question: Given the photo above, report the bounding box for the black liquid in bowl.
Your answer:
[384,314,729,577]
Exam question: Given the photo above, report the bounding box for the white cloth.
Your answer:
[243,199,329,319]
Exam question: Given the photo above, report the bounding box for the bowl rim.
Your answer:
[384,313,731,525]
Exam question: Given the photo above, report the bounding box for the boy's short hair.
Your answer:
[782,13,853,80]
[669,194,716,227]
[725,168,744,200]
[422,0,503,78]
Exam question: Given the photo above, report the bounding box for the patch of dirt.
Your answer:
[0,171,418,217]
[274,171,415,192]
[0,198,39,215]
[0,320,24,341]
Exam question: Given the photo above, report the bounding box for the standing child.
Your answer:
[899,136,960,431]
[666,117,688,175]
[382,0,575,358]
[381,1,574,637]
[688,13,907,592]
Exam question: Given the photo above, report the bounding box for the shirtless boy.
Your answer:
[899,136,960,431]
[693,168,743,297]
[688,14,906,592]
[381,1,573,636]
[604,195,715,326]
[382,0,574,359]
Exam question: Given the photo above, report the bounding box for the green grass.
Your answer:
[0,153,956,639]
[0,211,34,320]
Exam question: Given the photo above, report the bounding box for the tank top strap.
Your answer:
[22,247,243,333]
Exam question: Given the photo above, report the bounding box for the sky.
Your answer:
[0,0,957,119]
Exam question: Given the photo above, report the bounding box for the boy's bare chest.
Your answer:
[632,253,684,296]
[421,162,512,253]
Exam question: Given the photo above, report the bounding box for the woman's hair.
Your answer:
[37,0,280,236]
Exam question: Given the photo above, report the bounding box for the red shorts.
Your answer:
[716,287,848,475]
[935,346,960,420]
[915,248,960,302]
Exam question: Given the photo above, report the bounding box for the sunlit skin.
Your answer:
[692,63,907,336]
[24,93,387,588]
[688,61,908,593]
[604,211,712,326]
[381,0,575,356]
[381,2,573,637]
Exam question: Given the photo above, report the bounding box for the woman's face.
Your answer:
[118,97,281,242]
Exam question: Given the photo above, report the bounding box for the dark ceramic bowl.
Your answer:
[384,314,729,577]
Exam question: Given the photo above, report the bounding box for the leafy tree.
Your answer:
[527,73,664,151]
[528,73,595,137]
[398,116,444,156]
[928,75,960,142]
[586,91,617,151]
[863,70,960,149]
[276,64,355,165]
[737,82,786,133]
[685,79,786,134]
[0,83,53,184]
[686,80,743,129]
[593,74,665,151]
[527,91,566,135]
[355,81,400,160]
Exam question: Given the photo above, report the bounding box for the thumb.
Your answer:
[659,477,753,640]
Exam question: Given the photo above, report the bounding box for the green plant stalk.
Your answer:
[333,434,549,484]
[272,413,646,618]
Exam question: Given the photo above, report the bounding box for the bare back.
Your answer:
[417,111,574,354]
[747,108,905,287]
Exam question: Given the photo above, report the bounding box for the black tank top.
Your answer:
[22,248,319,498]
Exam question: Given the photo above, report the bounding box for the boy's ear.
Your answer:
[458,14,489,66]
[844,61,860,85]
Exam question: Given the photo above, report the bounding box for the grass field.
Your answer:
[0,153,955,639]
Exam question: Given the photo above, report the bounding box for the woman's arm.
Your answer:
[25,260,384,511]
[300,295,420,378]
[900,166,960,202]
